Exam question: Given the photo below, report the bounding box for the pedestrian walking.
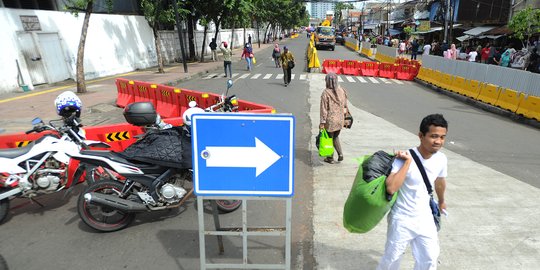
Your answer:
[279,46,295,87]
[241,43,254,71]
[272,43,281,68]
[423,41,431,56]
[410,39,419,60]
[377,114,448,270]
[220,41,233,78]
[209,38,218,62]
[248,34,252,45]
[319,73,349,164]
[398,40,406,56]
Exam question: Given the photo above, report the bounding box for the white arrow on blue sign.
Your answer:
[191,113,295,197]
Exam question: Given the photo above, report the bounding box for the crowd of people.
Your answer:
[360,34,540,74]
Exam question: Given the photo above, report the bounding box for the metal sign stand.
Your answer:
[198,196,292,270]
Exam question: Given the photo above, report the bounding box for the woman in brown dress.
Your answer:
[319,73,349,163]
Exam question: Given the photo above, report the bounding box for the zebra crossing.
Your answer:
[202,72,407,85]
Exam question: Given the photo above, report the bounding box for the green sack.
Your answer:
[343,154,398,233]
[318,129,334,157]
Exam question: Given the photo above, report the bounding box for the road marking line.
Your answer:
[379,78,392,84]
[291,74,296,80]
[239,73,250,79]
[204,73,218,79]
[276,74,284,79]
[346,76,356,82]
[391,79,404,84]
[300,74,307,80]
[251,74,262,79]
[368,77,380,84]
[357,77,367,83]
[231,73,239,78]
[338,76,344,82]
[263,74,273,79]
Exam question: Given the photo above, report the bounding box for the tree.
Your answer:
[140,0,176,73]
[334,3,354,28]
[65,0,111,93]
[509,6,540,48]
[403,26,413,40]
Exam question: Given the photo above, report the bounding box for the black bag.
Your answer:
[119,126,192,169]
[410,149,441,231]
[362,150,395,183]
[288,60,295,69]
[344,111,353,129]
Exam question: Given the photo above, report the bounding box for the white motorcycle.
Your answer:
[0,115,109,223]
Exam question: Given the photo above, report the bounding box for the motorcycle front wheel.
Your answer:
[77,180,135,232]
[215,200,242,213]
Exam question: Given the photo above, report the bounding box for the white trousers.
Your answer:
[377,214,439,270]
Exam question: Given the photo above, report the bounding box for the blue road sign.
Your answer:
[191,113,295,197]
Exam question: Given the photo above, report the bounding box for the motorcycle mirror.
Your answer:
[32,117,43,126]
[188,100,197,108]
[226,79,233,90]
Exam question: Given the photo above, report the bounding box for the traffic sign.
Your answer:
[191,113,295,197]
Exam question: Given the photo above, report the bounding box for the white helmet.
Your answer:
[182,106,205,126]
[54,91,82,117]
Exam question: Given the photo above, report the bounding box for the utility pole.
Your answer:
[443,0,450,43]
[172,0,188,73]
[387,0,391,37]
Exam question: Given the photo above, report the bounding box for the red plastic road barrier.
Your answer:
[395,64,418,81]
[322,59,342,74]
[341,60,360,76]
[132,81,157,106]
[359,62,379,77]
[155,85,181,118]
[115,79,134,108]
[378,63,397,79]
[236,99,274,113]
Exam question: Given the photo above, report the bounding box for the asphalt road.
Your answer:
[1,35,539,270]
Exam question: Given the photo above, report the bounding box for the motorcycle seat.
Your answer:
[80,150,167,174]
[0,141,36,158]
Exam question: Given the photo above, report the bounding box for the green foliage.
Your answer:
[334,2,354,25]
[140,0,177,26]
[509,6,540,42]
[404,26,413,37]
[64,0,113,16]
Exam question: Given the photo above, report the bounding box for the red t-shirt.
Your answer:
[481,48,490,60]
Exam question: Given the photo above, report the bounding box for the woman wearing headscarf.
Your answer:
[241,43,253,71]
[319,73,349,164]
[272,43,281,68]
[279,46,295,86]
[449,44,458,60]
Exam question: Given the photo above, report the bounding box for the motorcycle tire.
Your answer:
[215,200,242,213]
[77,180,135,232]
[0,254,7,270]
[0,196,9,224]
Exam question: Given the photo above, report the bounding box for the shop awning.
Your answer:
[362,24,377,30]
[478,35,505,39]
[463,26,497,36]
[456,35,471,42]
[388,29,403,36]
[412,27,443,34]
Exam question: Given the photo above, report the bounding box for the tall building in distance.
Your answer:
[311,2,336,19]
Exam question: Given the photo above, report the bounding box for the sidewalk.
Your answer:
[308,73,540,269]
[0,42,274,134]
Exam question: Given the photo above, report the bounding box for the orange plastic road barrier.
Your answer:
[155,85,181,118]
[236,99,274,113]
[515,95,540,121]
[115,79,134,108]
[494,88,524,112]
[83,123,142,152]
[395,64,418,81]
[341,60,360,76]
[359,62,379,77]
[322,59,343,74]
[378,63,397,79]
[132,81,158,107]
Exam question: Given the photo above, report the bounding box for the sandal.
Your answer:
[324,157,335,164]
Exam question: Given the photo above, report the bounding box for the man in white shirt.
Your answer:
[377,114,448,270]
[468,50,478,62]
[423,43,432,56]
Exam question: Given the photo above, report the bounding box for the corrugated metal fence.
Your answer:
[422,55,540,97]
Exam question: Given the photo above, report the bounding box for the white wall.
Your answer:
[0,8,155,94]
[0,7,267,94]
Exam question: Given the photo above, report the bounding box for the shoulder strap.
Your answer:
[409,148,433,195]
